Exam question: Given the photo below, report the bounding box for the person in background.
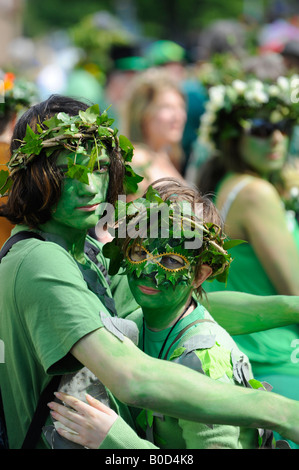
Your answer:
[194,76,299,448]
[104,44,148,131]
[144,39,208,174]
[0,71,38,247]
[121,68,186,197]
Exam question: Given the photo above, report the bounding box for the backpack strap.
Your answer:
[0,231,45,262]
[21,375,62,449]
[162,318,215,360]
[0,389,8,449]
[84,239,111,285]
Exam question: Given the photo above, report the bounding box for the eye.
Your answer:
[129,246,147,262]
[160,254,186,270]
[94,163,109,174]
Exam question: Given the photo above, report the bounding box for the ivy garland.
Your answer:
[103,186,244,285]
[0,104,143,196]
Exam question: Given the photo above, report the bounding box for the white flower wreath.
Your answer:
[199,75,299,150]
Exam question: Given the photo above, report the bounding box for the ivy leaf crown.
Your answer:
[0,103,143,197]
[103,185,243,284]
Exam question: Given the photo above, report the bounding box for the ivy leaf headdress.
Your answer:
[103,186,243,285]
[0,104,143,197]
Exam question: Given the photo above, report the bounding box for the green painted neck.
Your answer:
[39,219,87,264]
[143,293,193,331]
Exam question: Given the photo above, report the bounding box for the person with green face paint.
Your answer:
[112,178,265,448]
[1,95,299,450]
[191,77,299,448]
[47,178,295,449]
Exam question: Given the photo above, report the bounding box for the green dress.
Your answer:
[203,178,299,448]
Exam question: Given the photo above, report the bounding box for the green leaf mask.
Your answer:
[103,186,239,285]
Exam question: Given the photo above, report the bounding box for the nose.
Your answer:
[271,129,285,145]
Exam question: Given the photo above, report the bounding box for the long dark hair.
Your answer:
[0,95,125,228]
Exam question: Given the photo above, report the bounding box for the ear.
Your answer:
[192,265,213,288]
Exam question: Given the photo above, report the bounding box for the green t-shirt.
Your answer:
[0,226,117,448]
[134,304,258,449]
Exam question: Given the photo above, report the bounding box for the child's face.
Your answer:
[125,238,197,322]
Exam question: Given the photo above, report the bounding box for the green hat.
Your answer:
[114,56,148,72]
[145,40,185,66]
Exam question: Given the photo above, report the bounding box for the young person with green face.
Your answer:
[47,178,296,449]
[1,95,299,450]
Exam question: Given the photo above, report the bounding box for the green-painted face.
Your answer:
[52,149,110,231]
[239,130,289,177]
[125,238,197,328]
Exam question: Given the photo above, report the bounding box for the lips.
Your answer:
[138,285,161,295]
[76,203,100,212]
[268,153,282,161]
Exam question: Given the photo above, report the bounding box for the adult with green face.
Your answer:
[195,76,299,448]
[1,94,299,449]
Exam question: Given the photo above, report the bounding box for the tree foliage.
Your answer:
[23,0,244,42]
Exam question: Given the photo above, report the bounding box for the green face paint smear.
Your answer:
[126,238,196,329]
[239,132,289,177]
[52,150,110,232]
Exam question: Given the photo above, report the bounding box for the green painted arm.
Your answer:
[202,291,299,336]
[71,326,299,445]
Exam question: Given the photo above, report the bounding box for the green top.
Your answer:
[134,304,258,449]
[204,221,299,378]
[0,225,138,448]
[99,303,260,449]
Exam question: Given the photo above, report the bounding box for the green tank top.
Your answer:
[204,179,299,378]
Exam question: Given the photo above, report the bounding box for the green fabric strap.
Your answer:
[162,318,215,360]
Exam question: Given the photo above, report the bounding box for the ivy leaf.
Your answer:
[98,126,112,137]
[0,170,11,196]
[214,265,230,284]
[66,160,90,184]
[119,135,134,162]
[223,239,246,250]
[57,112,77,126]
[21,125,43,155]
[145,185,165,204]
[102,241,123,276]
[248,379,267,391]
[43,115,61,129]
[124,165,143,194]
[155,271,166,285]
[79,104,100,124]
[97,107,111,125]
